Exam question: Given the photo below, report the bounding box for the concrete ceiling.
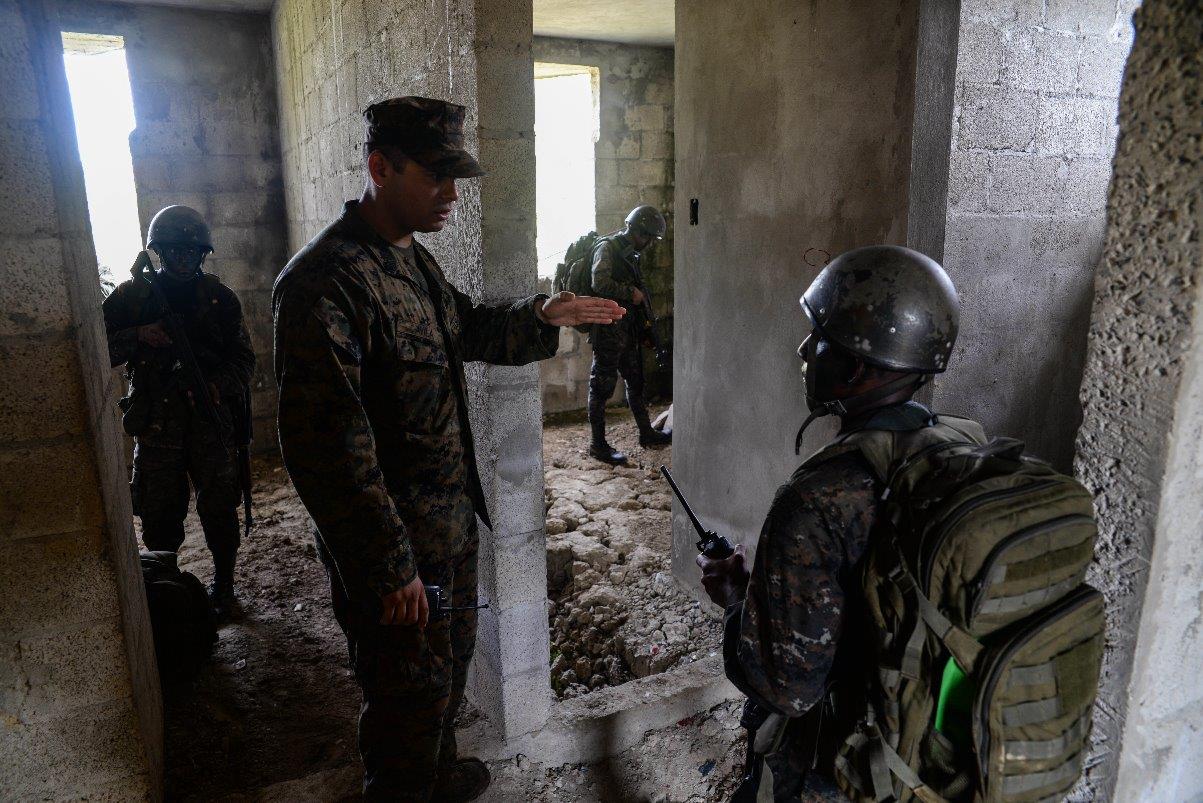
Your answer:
[92,0,675,46]
[533,0,674,47]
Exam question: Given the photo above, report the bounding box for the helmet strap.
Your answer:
[795,373,928,455]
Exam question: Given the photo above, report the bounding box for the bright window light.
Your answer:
[61,32,142,295]
[534,64,600,278]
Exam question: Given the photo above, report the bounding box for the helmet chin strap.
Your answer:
[795,373,928,455]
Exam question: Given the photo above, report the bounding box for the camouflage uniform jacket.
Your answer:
[722,402,938,795]
[590,233,642,306]
[272,201,559,604]
[102,271,255,447]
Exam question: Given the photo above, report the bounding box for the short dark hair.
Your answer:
[364,142,409,172]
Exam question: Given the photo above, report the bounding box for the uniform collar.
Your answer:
[339,200,428,282]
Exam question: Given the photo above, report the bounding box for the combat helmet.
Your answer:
[801,245,958,374]
[624,205,666,240]
[147,205,214,254]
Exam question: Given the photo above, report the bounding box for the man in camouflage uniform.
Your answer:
[696,246,960,800]
[587,204,672,464]
[272,97,623,802]
[103,205,254,619]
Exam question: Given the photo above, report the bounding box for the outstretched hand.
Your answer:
[538,292,626,327]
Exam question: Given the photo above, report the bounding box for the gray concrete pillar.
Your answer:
[1074,1,1203,798]
[271,0,550,741]
[0,0,162,798]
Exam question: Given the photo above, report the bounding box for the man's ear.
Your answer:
[366,150,391,188]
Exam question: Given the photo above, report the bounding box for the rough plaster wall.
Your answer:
[1072,1,1201,798]
[0,0,161,797]
[671,0,921,589]
[533,36,675,412]
[932,0,1138,470]
[56,0,289,453]
[271,0,552,739]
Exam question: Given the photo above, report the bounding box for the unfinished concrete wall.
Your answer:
[0,0,161,797]
[672,0,935,585]
[57,0,288,452]
[533,37,675,413]
[1073,0,1201,798]
[931,0,1138,470]
[271,0,552,741]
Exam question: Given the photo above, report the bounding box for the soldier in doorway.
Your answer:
[272,96,624,802]
[587,204,672,464]
[103,205,255,620]
[696,246,961,800]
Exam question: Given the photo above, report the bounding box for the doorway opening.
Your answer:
[61,32,142,295]
[534,62,600,278]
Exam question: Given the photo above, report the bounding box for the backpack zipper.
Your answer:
[968,514,1095,622]
[972,585,1101,788]
[919,480,1059,593]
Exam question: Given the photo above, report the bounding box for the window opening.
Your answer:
[61,32,142,295]
[534,63,600,278]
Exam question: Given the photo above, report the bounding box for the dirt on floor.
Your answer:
[158,406,740,801]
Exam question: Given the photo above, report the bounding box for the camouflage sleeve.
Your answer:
[210,288,255,399]
[590,241,634,304]
[722,485,847,717]
[453,288,560,365]
[274,274,416,602]
[102,286,140,368]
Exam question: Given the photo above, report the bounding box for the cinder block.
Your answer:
[478,136,536,221]
[957,84,1039,151]
[0,439,106,543]
[643,79,673,107]
[595,157,619,188]
[2,618,133,723]
[641,131,673,161]
[960,0,1042,26]
[0,525,121,633]
[129,120,206,159]
[1064,157,1113,214]
[1036,94,1119,157]
[209,191,278,228]
[625,104,666,132]
[1078,37,1130,97]
[4,700,151,800]
[1045,0,1117,35]
[0,4,41,122]
[956,22,1006,84]
[0,121,57,238]
[1002,28,1081,92]
[614,134,640,160]
[0,238,74,337]
[0,336,88,443]
[619,159,670,188]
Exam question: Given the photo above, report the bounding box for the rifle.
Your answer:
[659,466,734,559]
[627,255,670,370]
[133,251,252,537]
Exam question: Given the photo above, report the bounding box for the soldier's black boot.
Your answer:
[588,401,627,465]
[432,757,491,802]
[633,406,672,447]
[208,555,238,622]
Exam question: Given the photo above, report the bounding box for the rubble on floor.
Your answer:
[543,407,722,698]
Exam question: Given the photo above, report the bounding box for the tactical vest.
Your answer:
[787,414,1104,802]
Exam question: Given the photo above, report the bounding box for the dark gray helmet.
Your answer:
[624,205,666,239]
[146,205,214,253]
[800,245,959,373]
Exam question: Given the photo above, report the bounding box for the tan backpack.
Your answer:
[803,415,1104,802]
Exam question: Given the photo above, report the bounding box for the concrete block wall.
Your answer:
[930,0,1138,470]
[57,0,290,453]
[271,0,553,741]
[0,0,161,798]
[533,37,675,410]
[1073,1,1201,798]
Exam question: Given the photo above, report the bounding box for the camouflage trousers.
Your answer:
[588,320,650,433]
[131,439,241,582]
[328,541,480,801]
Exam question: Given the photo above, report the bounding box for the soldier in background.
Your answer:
[273,96,623,802]
[587,204,672,465]
[103,205,255,620]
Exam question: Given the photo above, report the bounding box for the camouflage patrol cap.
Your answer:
[364,96,485,178]
[801,245,959,373]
